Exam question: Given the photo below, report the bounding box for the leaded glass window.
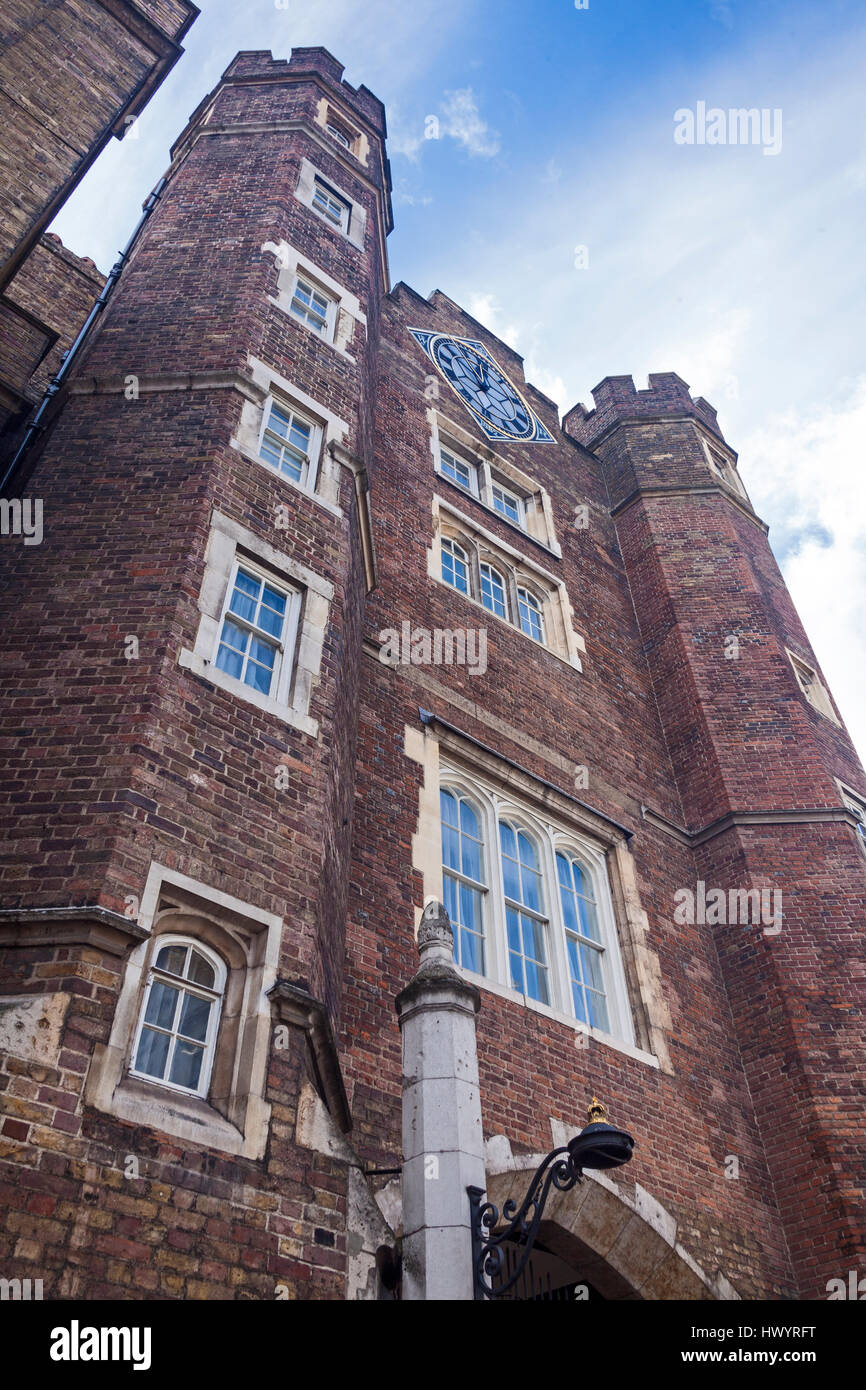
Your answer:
[499,820,549,1004]
[556,852,610,1031]
[441,788,486,973]
[132,940,224,1096]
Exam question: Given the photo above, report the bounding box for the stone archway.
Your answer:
[486,1159,740,1301]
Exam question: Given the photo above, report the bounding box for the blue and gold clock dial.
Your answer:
[410,330,554,444]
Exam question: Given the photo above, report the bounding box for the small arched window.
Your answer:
[131,938,225,1097]
[479,562,508,620]
[556,852,609,1031]
[516,586,545,644]
[441,787,486,973]
[441,536,470,595]
[499,820,549,1004]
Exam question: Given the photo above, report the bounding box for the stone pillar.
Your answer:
[395,900,486,1300]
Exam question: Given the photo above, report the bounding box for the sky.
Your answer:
[53,0,866,758]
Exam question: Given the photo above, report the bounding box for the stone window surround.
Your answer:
[429,495,585,671]
[231,353,349,517]
[696,424,748,502]
[785,646,840,725]
[428,406,561,556]
[178,508,334,737]
[404,720,668,1072]
[261,238,367,361]
[314,96,370,166]
[438,759,637,1049]
[836,779,866,857]
[84,862,282,1159]
[295,156,367,251]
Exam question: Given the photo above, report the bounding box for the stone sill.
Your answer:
[178,648,318,736]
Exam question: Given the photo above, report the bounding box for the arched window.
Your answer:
[131,938,225,1097]
[517,586,545,644]
[479,562,508,620]
[441,536,470,595]
[499,820,549,1004]
[556,852,609,1031]
[441,788,486,973]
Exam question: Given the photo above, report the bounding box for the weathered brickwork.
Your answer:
[0,0,197,289]
[0,43,863,1302]
[0,233,105,452]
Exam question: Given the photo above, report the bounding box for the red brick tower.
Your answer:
[565,375,866,1296]
[0,48,393,1298]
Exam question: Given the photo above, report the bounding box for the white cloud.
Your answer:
[467,293,519,349]
[440,88,500,158]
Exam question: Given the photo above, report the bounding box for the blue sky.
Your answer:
[53,0,866,758]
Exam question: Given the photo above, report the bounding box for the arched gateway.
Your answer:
[486,1160,741,1301]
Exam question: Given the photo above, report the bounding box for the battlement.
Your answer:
[221,47,387,134]
[564,372,723,449]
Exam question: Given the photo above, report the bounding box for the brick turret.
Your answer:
[566,372,866,1297]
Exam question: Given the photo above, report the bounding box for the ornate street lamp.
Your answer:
[468,1098,635,1300]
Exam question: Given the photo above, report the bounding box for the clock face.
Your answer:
[410,330,554,443]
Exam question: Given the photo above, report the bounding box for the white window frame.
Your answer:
[325,118,353,150]
[213,556,302,709]
[129,935,226,1099]
[491,478,525,527]
[517,585,546,645]
[257,395,323,490]
[479,560,508,621]
[289,273,337,341]
[441,535,471,595]
[438,443,480,497]
[440,786,488,974]
[438,765,634,1045]
[312,177,351,232]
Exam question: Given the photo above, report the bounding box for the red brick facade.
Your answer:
[0,45,863,1302]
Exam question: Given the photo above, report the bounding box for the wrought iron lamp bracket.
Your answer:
[468,1146,583,1300]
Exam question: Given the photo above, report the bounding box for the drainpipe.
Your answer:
[0,176,167,495]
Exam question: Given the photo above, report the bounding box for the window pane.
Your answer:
[245,656,274,695]
[440,788,459,827]
[215,640,244,681]
[461,927,484,974]
[156,944,187,977]
[580,943,605,995]
[442,822,461,872]
[169,1039,205,1091]
[187,950,215,989]
[461,830,482,882]
[571,981,588,1025]
[267,406,291,439]
[145,980,179,1030]
[178,991,211,1043]
[560,886,579,935]
[499,820,517,860]
[501,847,521,904]
[229,576,259,624]
[577,894,601,942]
[505,905,522,954]
[587,990,609,1032]
[135,1026,170,1079]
